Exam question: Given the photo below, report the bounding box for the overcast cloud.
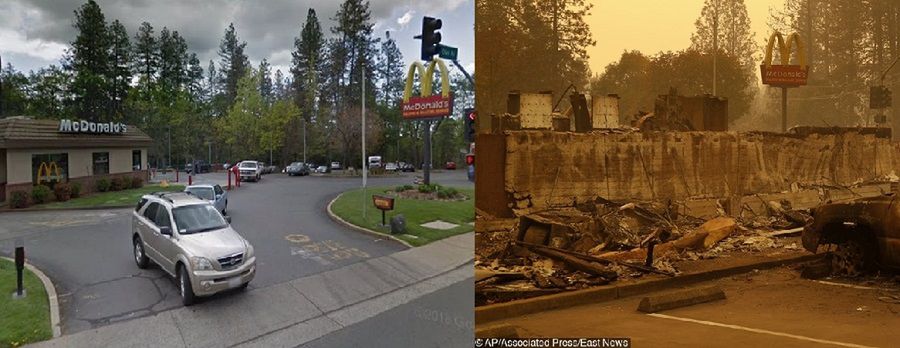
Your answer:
[0,0,473,76]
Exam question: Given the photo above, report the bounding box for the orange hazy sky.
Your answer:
[587,0,784,75]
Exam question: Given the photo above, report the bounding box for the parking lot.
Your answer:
[498,267,900,347]
[0,169,472,334]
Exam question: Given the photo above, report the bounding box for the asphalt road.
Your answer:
[0,169,472,334]
[302,276,475,348]
[490,267,900,347]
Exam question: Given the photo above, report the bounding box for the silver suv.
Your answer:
[132,192,256,305]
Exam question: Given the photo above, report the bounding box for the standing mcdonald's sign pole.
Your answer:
[760,32,809,133]
[406,16,454,185]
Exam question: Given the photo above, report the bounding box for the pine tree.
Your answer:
[331,0,377,108]
[68,0,111,120]
[378,30,404,107]
[158,28,189,92]
[132,22,158,90]
[206,60,218,101]
[258,59,273,103]
[273,69,286,101]
[291,8,324,120]
[108,19,131,120]
[187,53,204,100]
[690,0,758,71]
[218,23,249,106]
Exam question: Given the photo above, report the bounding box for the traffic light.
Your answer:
[870,85,893,109]
[464,108,476,142]
[416,16,442,61]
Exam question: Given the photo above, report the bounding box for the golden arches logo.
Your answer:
[760,31,809,87]
[400,58,453,120]
[36,162,62,184]
[402,59,451,102]
[763,32,807,68]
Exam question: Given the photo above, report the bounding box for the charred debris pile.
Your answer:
[475,197,812,306]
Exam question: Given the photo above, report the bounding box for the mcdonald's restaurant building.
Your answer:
[0,117,153,202]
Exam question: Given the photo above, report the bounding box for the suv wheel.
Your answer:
[133,236,149,269]
[831,236,873,277]
[178,264,196,306]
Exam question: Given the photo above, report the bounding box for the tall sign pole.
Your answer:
[713,0,719,96]
[760,32,809,133]
[406,16,453,186]
[362,67,367,219]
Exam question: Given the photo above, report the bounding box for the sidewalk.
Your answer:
[29,233,473,348]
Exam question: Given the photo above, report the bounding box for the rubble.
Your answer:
[475,194,815,306]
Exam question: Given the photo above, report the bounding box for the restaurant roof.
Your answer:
[0,117,154,149]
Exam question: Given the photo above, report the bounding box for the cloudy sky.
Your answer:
[0,0,474,77]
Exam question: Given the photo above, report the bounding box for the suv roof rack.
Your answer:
[150,191,192,203]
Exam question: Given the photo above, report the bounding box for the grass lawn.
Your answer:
[0,258,52,347]
[39,184,185,209]
[331,186,474,246]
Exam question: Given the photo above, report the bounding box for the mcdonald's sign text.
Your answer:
[760,65,809,86]
[760,31,809,87]
[401,95,453,119]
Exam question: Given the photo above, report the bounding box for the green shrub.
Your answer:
[54,182,72,202]
[31,185,52,204]
[96,178,111,192]
[437,187,459,199]
[418,183,441,193]
[71,182,82,198]
[120,176,131,190]
[395,184,414,192]
[131,176,144,189]
[10,191,29,209]
[111,177,126,191]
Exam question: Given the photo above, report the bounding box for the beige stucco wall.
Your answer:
[6,147,148,185]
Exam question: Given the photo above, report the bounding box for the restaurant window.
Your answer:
[93,152,110,175]
[31,153,68,186]
[133,150,142,171]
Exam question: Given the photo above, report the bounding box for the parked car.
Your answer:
[368,156,382,169]
[316,165,330,173]
[399,162,415,172]
[384,162,398,171]
[267,165,278,174]
[238,161,262,182]
[803,194,900,275]
[330,161,342,170]
[445,161,457,170]
[287,162,310,176]
[185,184,228,214]
[132,192,255,305]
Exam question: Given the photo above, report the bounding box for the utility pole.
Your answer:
[167,126,172,169]
[303,115,308,164]
[712,0,719,96]
[362,66,368,219]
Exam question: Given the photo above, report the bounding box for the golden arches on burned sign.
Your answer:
[762,31,807,69]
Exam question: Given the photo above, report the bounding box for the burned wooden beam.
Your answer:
[517,241,676,277]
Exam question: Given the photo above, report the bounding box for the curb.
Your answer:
[0,205,133,213]
[2,257,61,338]
[326,193,414,248]
[475,253,822,325]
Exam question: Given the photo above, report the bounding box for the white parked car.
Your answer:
[237,161,263,182]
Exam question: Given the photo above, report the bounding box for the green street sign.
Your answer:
[438,45,458,60]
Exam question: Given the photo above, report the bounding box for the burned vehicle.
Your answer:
[803,195,900,275]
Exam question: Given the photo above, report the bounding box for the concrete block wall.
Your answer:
[503,130,897,214]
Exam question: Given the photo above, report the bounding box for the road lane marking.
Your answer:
[647,313,877,348]
[813,280,898,292]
